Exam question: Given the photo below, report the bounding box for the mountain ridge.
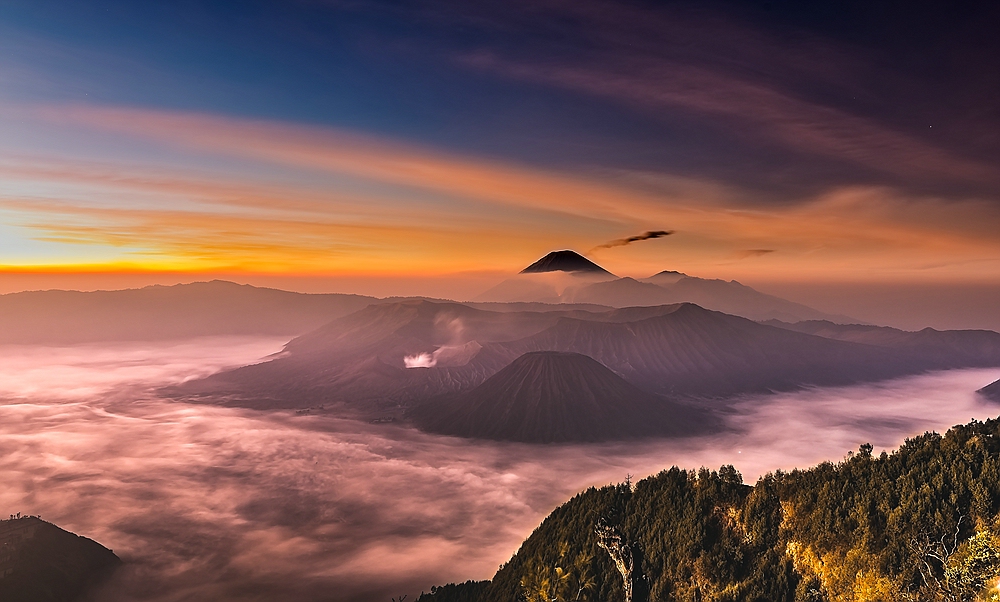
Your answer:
[172,300,1000,434]
[0,280,381,343]
[479,258,854,323]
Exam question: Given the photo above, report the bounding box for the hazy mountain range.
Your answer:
[0,251,849,345]
[477,251,855,323]
[173,298,1000,442]
[7,253,1000,444]
[0,280,378,344]
[7,255,1000,598]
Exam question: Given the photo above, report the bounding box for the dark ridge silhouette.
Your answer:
[0,280,379,343]
[0,516,120,602]
[980,378,1000,401]
[407,351,716,443]
[520,250,614,275]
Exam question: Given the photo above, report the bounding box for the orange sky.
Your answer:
[2,1,999,300]
[2,104,999,297]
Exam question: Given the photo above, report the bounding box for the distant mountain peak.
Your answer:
[651,270,685,277]
[520,250,614,275]
[643,270,688,286]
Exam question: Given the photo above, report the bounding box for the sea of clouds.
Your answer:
[0,338,997,601]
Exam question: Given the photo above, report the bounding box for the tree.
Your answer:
[520,542,595,602]
[596,518,645,602]
[910,517,1000,601]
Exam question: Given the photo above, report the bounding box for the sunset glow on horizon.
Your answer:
[1,1,998,296]
[4,104,1000,289]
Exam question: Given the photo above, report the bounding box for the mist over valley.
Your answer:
[1,331,998,600]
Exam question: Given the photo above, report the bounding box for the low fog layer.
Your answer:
[0,340,998,601]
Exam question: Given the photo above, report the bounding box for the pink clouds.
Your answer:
[0,339,998,600]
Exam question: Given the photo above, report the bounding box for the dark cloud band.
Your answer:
[591,230,674,252]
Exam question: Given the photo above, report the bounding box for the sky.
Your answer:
[1,0,999,297]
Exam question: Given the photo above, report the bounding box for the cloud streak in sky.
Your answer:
[737,249,776,259]
[590,230,674,252]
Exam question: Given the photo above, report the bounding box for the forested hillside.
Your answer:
[420,417,1000,601]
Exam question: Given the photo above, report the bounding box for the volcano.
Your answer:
[406,351,715,443]
[520,250,614,275]
[177,299,1000,418]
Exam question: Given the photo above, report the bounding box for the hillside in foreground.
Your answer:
[420,416,1000,602]
[0,516,120,602]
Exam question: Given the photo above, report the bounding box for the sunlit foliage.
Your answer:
[420,418,1000,602]
[520,542,596,602]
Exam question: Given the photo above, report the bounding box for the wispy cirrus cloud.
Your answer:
[32,105,663,222]
[411,0,998,199]
[464,53,994,184]
[736,249,775,259]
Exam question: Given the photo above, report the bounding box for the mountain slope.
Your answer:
[174,300,999,420]
[980,378,1000,401]
[765,319,1000,368]
[408,351,715,442]
[0,517,121,602]
[420,417,1000,602]
[479,264,850,323]
[480,304,919,397]
[0,280,379,343]
[566,275,851,322]
[174,300,602,412]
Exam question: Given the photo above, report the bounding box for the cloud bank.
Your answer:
[0,340,998,600]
